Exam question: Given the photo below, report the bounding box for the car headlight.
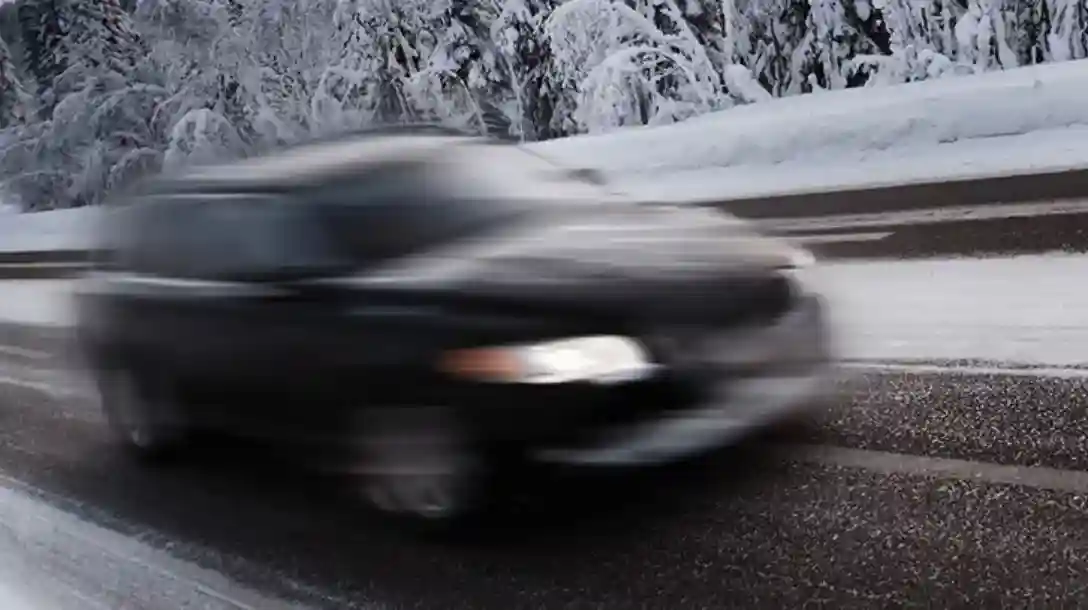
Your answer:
[438,336,656,385]
[784,244,816,269]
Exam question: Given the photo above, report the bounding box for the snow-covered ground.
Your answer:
[5,253,1088,368]
[809,254,1088,367]
[0,478,312,610]
[533,58,1088,195]
[0,280,75,327]
[619,126,1088,204]
[0,205,98,253]
[0,582,33,610]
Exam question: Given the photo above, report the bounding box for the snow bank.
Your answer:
[530,59,1088,190]
[0,206,99,253]
[621,126,1088,203]
[0,280,75,326]
[809,253,1088,367]
[0,481,314,610]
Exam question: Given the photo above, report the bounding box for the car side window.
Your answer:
[177,194,343,282]
[307,164,448,265]
[183,196,283,279]
[104,196,190,275]
[190,196,343,281]
[106,193,339,282]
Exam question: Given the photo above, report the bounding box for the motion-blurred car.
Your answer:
[74,130,833,524]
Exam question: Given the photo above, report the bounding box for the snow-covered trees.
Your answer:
[2,0,165,209]
[544,0,732,133]
[3,0,1088,210]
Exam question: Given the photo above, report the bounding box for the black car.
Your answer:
[74,132,833,523]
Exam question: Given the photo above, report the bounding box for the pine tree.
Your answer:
[315,0,427,131]
[17,0,66,118]
[487,0,561,140]
[0,34,28,128]
[803,0,885,90]
[224,0,245,29]
[1045,0,1088,62]
[59,0,146,81]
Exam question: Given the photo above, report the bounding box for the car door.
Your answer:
[86,195,228,375]
[180,169,465,438]
[156,193,352,432]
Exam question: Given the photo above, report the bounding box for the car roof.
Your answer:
[147,133,483,195]
[122,131,620,211]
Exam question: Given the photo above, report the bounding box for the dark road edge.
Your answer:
[696,166,1088,219]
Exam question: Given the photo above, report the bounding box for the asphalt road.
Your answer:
[4,333,1088,609]
[3,196,1088,608]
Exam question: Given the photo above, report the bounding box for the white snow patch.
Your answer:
[0,206,100,253]
[0,582,35,610]
[807,253,1088,367]
[0,476,320,610]
[0,280,76,327]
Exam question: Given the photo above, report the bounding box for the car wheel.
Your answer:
[97,367,187,460]
[357,407,490,526]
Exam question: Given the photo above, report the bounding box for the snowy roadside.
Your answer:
[6,253,1088,368]
[531,59,1088,185]
[0,280,74,327]
[808,253,1088,367]
[0,205,98,253]
[614,126,1088,204]
[0,477,316,610]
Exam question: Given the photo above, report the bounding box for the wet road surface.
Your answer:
[2,340,1088,609]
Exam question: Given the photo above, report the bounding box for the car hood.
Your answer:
[335,205,806,321]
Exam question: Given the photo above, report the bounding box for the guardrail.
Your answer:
[691,166,1088,219]
[0,262,94,279]
[0,249,94,280]
[2,165,1088,279]
[0,249,95,265]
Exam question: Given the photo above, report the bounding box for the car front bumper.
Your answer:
[530,366,832,466]
[528,292,835,467]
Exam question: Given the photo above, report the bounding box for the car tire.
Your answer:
[97,367,188,461]
[356,407,492,529]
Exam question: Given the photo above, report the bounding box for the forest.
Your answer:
[0,0,1086,211]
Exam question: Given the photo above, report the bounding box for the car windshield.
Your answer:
[305,149,623,266]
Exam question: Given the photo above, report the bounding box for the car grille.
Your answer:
[718,271,796,326]
[548,288,822,455]
[643,271,797,364]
